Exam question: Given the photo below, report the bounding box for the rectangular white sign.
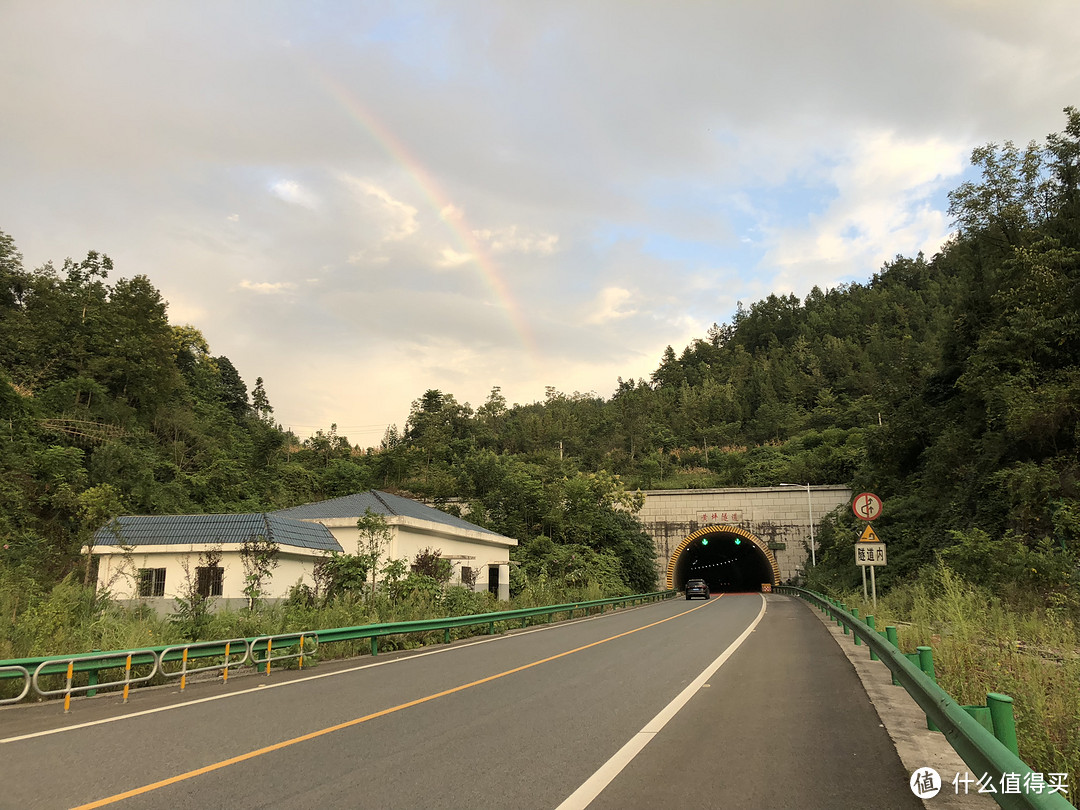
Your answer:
[855,542,886,567]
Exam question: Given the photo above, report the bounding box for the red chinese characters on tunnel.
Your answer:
[699,512,741,523]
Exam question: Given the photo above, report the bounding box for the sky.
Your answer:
[2,2,1079,445]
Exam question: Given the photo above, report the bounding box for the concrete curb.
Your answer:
[808,599,999,808]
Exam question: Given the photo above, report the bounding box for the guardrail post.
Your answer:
[866,616,878,660]
[64,661,73,714]
[122,653,132,703]
[917,646,939,731]
[917,646,935,681]
[987,693,1019,756]
[371,638,378,657]
[885,627,900,685]
[444,628,451,644]
[851,609,861,645]
[840,603,849,634]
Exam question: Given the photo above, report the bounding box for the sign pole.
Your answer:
[862,565,868,600]
[870,564,877,609]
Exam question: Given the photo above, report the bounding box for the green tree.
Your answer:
[241,535,279,610]
[357,508,392,594]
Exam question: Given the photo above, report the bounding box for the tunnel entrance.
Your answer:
[666,525,778,593]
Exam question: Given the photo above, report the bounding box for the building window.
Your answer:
[196,566,224,598]
[137,568,166,597]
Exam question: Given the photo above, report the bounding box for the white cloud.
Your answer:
[441,204,465,221]
[586,287,637,325]
[238,279,297,294]
[435,247,473,268]
[764,130,968,291]
[340,176,419,241]
[270,180,318,209]
[474,225,559,255]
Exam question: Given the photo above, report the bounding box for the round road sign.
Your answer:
[853,492,883,521]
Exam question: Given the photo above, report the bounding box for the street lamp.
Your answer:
[779,483,815,567]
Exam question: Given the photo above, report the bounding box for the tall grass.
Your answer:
[0,569,637,671]
[836,564,1080,780]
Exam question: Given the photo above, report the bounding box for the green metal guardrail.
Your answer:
[0,590,675,708]
[778,586,1074,810]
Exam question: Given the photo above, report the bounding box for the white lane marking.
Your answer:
[0,600,658,745]
[556,594,768,810]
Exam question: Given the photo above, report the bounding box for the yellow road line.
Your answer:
[72,597,721,810]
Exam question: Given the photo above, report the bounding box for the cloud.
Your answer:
[238,280,297,294]
[762,130,969,292]
[270,180,318,209]
[340,176,419,241]
[473,225,559,255]
[586,287,637,325]
[434,247,473,268]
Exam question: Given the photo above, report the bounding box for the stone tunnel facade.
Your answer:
[637,485,852,586]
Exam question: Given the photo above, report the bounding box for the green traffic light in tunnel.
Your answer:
[734,538,742,545]
[701,538,709,545]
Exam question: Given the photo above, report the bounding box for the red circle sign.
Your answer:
[853,493,883,521]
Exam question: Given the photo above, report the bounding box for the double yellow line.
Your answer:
[75,597,720,809]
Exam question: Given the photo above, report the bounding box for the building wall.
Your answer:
[318,516,515,600]
[95,545,326,613]
[637,486,852,582]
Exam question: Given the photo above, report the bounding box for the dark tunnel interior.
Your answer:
[675,532,774,593]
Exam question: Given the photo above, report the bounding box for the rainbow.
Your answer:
[296,58,540,361]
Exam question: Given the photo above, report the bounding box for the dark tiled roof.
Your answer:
[274,490,501,536]
[92,513,342,552]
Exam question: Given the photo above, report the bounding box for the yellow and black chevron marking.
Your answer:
[665,524,780,591]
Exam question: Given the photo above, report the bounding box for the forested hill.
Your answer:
[2,108,1078,603]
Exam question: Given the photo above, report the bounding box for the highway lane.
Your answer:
[1,595,920,809]
[580,595,923,810]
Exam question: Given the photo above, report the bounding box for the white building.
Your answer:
[276,490,515,601]
[91,490,517,612]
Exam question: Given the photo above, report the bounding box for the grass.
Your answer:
[0,571,643,701]
[832,564,1080,781]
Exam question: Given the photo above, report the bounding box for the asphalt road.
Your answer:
[0,595,923,809]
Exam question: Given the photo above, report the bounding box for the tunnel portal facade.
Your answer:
[666,525,779,593]
[640,485,853,588]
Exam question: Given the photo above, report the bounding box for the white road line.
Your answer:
[556,593,767,810]
[0,601,651,745]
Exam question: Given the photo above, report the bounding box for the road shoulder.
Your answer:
[797,595,997,809]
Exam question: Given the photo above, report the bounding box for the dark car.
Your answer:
[685,578,710,600]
